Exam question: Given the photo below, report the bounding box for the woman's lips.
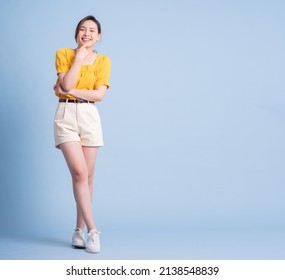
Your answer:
[82,37,92,42]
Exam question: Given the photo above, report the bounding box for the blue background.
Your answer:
[0,0,285,259]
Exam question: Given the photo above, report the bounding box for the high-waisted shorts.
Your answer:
[54,102,104,149]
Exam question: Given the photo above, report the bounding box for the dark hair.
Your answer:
[75,15,101,41]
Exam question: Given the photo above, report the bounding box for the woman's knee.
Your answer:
[71,167,88,183]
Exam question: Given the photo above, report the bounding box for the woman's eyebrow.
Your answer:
[80,26,96,30]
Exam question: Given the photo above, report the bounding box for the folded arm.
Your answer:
[54,82,107,102]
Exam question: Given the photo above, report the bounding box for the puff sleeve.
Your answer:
[96,56,111,88]
[55,48,71,74]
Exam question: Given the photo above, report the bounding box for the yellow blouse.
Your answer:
[55,48,111,100]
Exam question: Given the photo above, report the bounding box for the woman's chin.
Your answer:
[79,41,93,48]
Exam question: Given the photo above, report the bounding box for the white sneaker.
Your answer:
[86,230,101,253]
[72,228,86,248]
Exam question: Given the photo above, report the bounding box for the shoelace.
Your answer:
[75,229,84,238]
[88,231,100,242]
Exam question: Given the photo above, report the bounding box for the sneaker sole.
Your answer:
[86,247,100,254]
[72,245,86,249]
[72,242,86,249]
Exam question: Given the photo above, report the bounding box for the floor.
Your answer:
[1,228,285,260]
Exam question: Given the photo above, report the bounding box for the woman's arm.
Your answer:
[55,84,108,102]
[70,86,108,102]
[58,46,89,91]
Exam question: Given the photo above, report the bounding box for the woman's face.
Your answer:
[76,20,101,48]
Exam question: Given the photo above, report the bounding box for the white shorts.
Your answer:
[54,102,104,149]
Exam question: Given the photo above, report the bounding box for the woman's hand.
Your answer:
[54,83,69,96]
[75,45,88,61]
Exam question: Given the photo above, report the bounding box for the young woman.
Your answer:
[53,15,111,253]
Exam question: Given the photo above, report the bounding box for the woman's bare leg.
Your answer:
[60,142,97,232]
[75,146,99,230]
